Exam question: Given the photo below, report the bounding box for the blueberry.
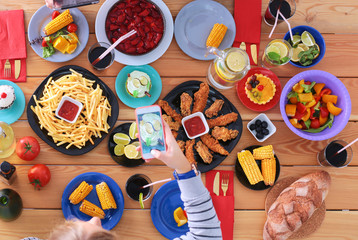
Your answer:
[255,120,262,126]
[256,126,262,133]
[254,80,259,85]
[261,121,268,128]
[262,128,270,135]
[249,124,256,131]
[256,132,264,140]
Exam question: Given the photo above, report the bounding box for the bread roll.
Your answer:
[263,171,331,240]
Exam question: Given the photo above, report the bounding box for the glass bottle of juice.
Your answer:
[0,122,16,159]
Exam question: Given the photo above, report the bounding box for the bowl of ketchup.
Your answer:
[55,96,83,124]
[182,112,209,139]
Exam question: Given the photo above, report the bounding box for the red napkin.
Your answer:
[233,0,262,65]
[0,9,27,82]
[206,170,234,240]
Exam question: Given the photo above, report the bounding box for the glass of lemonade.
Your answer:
[207,47,250,90]
[261,39,293,68]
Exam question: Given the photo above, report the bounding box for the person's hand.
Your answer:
[136,121,192,174]
[45,0,55,9]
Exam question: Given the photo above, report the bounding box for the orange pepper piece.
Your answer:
[289,118,302,129]
[327,102,342,116]
[322,95,338,104]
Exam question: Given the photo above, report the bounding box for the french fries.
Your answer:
[31,69,112,149]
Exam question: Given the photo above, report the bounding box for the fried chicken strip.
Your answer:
[185,140,197,165]
[212,126,239,142]
[207,112,238,128]
[158,100,182,123]
[177,140,185,153]
[205,99,224,118]
[180,92,192,117]
[200,134,229,155]
[192,83,209,113]
[195,141,213,164]
[162,114,180,131]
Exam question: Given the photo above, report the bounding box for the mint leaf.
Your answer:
[304,119,311,129]
[281,56,289,64]
[133,90,138,98]
[267,52,280,62]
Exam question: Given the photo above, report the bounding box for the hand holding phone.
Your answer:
[135,105,166,160]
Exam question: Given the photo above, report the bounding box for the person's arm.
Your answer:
[150,122,222,240]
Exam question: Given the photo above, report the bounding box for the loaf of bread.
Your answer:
[263,171,331,240]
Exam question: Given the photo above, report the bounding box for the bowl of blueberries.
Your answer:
[247,113,276,142]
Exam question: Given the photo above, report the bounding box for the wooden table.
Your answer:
[1,0,358,239]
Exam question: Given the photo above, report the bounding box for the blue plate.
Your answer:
[151,180,188,239]
[61,172,124,230]
[174,0,236,60]
[0,80,25,124]
[28,5,89,62]
[115,65,162,108]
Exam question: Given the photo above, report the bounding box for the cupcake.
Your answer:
[126,71,151,98]
[245,74,276,105]
[0,85,16,110]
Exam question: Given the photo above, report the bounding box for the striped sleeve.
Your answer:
[174,173,222,240]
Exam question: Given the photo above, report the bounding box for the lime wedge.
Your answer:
[291,46,304,62]
[139,192,144,209]
[124,144,138,159]
[132,78,141,88]
[292,35,301,46]
[139,76,148,86]
[113,133,130,145]
[225,51,246,72]
[298,43,309,51]
[313,43,320,59]
[301,31,316,47]
[270,42,288,58]
[129,122,138,140]
[114,144,124,156]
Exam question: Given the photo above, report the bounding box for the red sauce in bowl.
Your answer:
[105,0,164,55]
[58,100,79,122]
[184,116,206,138]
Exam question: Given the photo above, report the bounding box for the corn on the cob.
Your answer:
[261,158,276,186]
[96,182,117,210]
[206,23,228,48]
[237,150,263,185]
[69,181,93,204]
[44,9,73,35]
[253,145,274,160]
[79,200,105,219]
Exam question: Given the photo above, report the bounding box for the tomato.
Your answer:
[52,11,60,19]
[320,107,329,118]
[67,23,78,33]
[310,118,321,129]
[28,164,51,190]
[42,38,48,47]
[16,136,40,161]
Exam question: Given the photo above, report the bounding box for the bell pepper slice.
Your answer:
[319,107,329,118]
[296,102,306,114]
[293,80,305,93]
[302,108,311,122]
[298,92,313,103]
[313,83,325,95]
[285,104,297,117]
[294,110,306,121]
[289,118,302,129]
[305,99,316,108]
[322,95,338,104]
[327,102,342,116]
[319,114,328,126]
[289,97,298,104]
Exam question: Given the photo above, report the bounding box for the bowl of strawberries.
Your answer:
[95,0,173,65]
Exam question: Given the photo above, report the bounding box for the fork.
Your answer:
[4,59,11,78]
[221,173,229,196]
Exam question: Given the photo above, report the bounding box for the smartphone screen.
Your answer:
[135,105,166,159]
[53,0,100,9]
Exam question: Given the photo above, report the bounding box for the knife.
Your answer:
[240,42,246,51]
[213,172,220,196]
[251,44,258,65]
[14,60,21,79]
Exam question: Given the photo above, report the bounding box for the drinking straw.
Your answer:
[141,178,172,189]
[278,11,293,41]
[268,9,280,39]
[337,137,358,154]
[91,29,137,66]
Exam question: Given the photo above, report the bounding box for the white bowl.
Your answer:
[55,96,83,124]
[95,0,174,66]
[182,112,209,139]
[247,113,276,142]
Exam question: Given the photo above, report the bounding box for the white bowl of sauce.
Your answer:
[182,112,209,139]
[55,96,83,124]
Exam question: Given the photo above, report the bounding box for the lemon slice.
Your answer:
[292,35,301,46]
[266,45,280,55]
[113,133,130,145]
[301,31,316,47]
[291,46,304,62]
[114,144,124,156]
[129,122,138,140]
[131,141,140,147]
[313,43,320,59]
[298,43,309,51]
[270,42,288,58]
[124,144,138,159]
[126,143,142,159]
[139,192,144,209]
[145,122,154,134]
[225,51,246,72]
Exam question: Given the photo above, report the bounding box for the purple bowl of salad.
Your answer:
[280,70,351,141]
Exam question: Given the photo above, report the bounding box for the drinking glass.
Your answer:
[125,174,153,201]
[261,39,292,69]
[264,0,296,26]
[87,42,115,70]
[317,140,353,168]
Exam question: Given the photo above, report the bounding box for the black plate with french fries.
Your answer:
[235,145,280,191]
[27,65,119,155]
[162,80,242,173]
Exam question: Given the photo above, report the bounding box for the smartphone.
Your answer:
[135,105,166,160]
[53,0,100,10]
